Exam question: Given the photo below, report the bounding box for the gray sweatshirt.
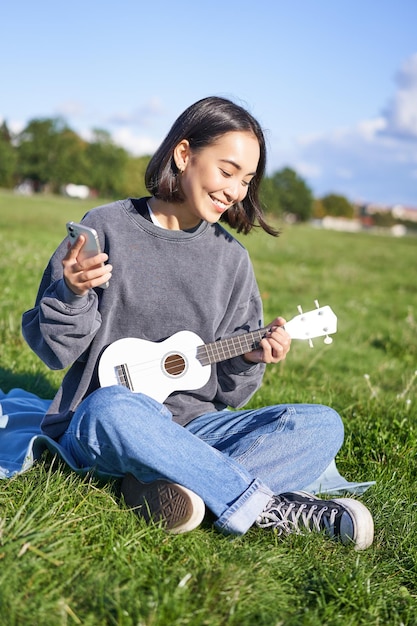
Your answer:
[22,198,266,439]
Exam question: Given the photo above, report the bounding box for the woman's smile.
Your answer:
[209,195,229,213]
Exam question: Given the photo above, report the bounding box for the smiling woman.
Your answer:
[147,131,260,230]
[145,96,276,235]
[21,96,374,549]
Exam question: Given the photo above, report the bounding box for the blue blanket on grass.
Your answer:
[0,388,375,495]
[0,388,81,478]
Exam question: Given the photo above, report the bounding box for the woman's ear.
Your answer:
[173,140,191,172]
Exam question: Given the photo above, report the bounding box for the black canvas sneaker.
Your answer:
[256,490,374,550]
[121,474,205,534]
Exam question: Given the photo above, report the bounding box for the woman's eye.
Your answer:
[221,169,232,178]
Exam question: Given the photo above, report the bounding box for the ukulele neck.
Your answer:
[196,327,271,366]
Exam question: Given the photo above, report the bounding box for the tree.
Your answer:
[16,117,88,191]
[312,198,325,219]
[17,118,63,188]
[260,176,282,216]
[121,155,151,198]
[0,121,17,188]
[52,128,90,189]
[261,167,313,222]
[321,193,354,218]
[85,129,129,197]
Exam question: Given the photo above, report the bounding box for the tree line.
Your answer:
[0,117,354,222]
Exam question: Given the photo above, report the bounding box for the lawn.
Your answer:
[0,189,416,625]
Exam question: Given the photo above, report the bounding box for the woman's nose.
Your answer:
[224,181,241,203]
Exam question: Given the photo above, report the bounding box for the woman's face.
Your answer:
[175,131,260,227]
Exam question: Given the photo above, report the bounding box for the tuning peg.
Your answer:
[308,338,314,348]
[314,299,320,308]
[324,335,333,345]
[297,305,303,314]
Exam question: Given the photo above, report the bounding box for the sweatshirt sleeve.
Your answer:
[213,254,266,409]
[21,242,102,370]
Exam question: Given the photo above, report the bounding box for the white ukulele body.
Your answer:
[98,304,337,403]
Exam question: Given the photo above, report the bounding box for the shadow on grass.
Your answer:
[0,367,58,399]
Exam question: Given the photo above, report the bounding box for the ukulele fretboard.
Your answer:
[196,327,271,366]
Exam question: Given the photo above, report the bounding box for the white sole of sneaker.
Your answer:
[333,498,374,551]
[121,476,205,534]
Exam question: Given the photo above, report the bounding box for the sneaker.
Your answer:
[256,491,374,550]
[121,474,205,534]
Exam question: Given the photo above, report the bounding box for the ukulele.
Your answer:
[98,303,337,403]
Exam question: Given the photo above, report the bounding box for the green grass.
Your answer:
[1,188,417,624]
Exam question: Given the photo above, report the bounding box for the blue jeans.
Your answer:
[58,386,344,535]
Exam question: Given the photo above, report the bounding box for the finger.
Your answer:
[260,336,289,362]
[72,260,111,284]
[76,252,109,270]
[271,334,291,355]
[66,234,86,259]
[266,329,289,350]
[268,316,286,330]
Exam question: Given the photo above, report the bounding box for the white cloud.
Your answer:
[297,126,351,147]
[293,161,322,178]
[335,168,353,180]
[55,100,85,118]
[357,117,387,141]
[111,127,160,156]
[282,54,417,205]
[383,53,417,139]
[107,97,165,128]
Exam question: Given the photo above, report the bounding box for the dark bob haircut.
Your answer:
[145,96,278,236]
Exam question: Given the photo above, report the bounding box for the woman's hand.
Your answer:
[243,317,291,364]
[62,235,112,296]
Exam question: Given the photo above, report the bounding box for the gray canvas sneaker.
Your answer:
[256,490,374,550]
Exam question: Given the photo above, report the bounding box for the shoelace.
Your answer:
[257,500,340,536]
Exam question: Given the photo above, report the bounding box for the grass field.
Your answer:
[0,188,416,625]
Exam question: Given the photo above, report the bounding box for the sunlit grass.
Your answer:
[1,189,417,624]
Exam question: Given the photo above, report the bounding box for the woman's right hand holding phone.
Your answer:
[62,235,112,296]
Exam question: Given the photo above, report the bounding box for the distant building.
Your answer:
[359,202,417,223]
[62,184,90,199]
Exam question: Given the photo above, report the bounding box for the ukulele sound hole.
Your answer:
[163,353,186,377]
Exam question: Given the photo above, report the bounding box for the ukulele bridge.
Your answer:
[116,363,133,390]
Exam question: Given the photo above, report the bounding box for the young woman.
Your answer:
[22,96,373,549]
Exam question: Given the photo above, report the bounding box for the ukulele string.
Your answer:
[115,329,270,376]
[122,346,208,375]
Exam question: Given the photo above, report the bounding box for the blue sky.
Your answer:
[2,0,417,206]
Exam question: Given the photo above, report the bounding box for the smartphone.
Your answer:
[66,221,109,289]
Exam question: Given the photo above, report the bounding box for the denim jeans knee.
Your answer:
[187,403,344,495]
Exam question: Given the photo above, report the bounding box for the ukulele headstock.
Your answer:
[284,302,337,346]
